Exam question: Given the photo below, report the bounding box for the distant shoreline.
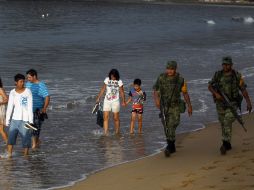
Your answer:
[99,0,254,6]
[149,0,254,6]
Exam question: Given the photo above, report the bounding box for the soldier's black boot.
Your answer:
[170,140,176,153]
[225,141,232,151]
[164,140,171,157]
[220,141,228,155]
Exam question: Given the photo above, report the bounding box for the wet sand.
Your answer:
[61,112,254,190]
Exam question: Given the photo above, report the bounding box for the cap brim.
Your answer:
[222,62,233,65]
[166,67,176,69]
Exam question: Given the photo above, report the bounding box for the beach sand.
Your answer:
[62,112,254,190]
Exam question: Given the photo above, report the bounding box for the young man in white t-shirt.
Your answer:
[96,69,126,135]
[6,74,33,157]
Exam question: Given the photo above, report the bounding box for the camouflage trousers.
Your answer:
[216,103,236,142]
[161,106,180,141]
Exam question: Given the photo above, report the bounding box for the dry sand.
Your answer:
[61,112,254,190]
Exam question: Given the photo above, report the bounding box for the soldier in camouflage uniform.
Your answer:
[208,56,252,155]
[153,61,192,157]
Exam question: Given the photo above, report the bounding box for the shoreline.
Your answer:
[97,0,254,7]
[147,0,254,8]
[60,112,254,190]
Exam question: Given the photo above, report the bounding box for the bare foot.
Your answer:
[36,139,41,147]
[32,139,41,149]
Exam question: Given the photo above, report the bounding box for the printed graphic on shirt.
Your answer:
[129,89,146,109]
[104,78,123,102]
[106,81,119,101]
[21,96,28,107]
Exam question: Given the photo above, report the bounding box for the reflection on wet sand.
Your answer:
[98,134,146,167]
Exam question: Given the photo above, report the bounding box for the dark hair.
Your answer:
[133,78,141,86]
[14,74,25,82]
[26,69,37,77]
[0,78,2,88]
[108,69,120,80]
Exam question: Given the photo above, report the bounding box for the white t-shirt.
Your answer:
[5,88,33,126]
[104,77,123,102]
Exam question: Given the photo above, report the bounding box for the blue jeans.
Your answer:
[8,120,32,148]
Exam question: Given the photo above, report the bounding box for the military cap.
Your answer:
[222,56,233,65]
[166,60,177,69]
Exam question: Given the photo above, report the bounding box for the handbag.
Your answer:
[96,103,104,128]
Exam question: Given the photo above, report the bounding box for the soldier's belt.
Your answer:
[164,101,180,107]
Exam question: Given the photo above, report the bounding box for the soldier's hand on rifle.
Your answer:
[214,92,223,101]
[247,103,252,113]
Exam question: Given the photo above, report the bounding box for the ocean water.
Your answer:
[0,1,254,189]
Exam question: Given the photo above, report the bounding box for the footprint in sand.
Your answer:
[213,160,224,164]
[232,172,238,176]
[159,172,175,177]
[233,155,245,159]
[226,164,245,172]
[136,177,144,180]
[243,137,252,142]
[244,167,252,171]
[201,166,217,170]
[181,179,195,188]
[226,166,238,171]
[185,172,195,177]
[207,185,216,189]
[222,177,230,182]
[242,149,251,153]
[236,179,245,183]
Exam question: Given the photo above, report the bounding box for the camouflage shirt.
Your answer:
[153,73,185,105]
[209,70,246,103]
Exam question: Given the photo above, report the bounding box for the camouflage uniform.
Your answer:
[153,72,185,141]
[209,67,246,143]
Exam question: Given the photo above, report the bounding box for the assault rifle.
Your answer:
[159,98,168,135]
[212,84,247,132]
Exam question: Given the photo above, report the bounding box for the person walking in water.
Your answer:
[0,77,8,143]
[96,69,126,135]
[153,60,192,157]
[26,69,50,149]
[6,74,33,157]
[208,56,252,155]
[126,78,146,134]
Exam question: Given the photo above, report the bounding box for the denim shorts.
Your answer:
[8,120,32,148]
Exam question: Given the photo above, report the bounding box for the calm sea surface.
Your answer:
[0,1,254,189]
